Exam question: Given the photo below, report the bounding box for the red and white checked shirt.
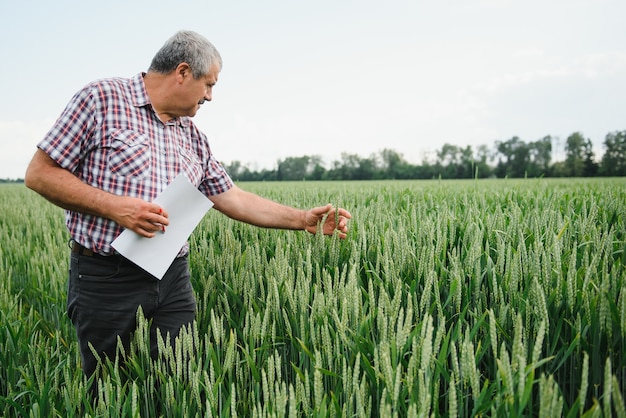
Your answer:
[38,73,233,256]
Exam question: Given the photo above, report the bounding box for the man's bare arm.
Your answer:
[209,185,351,238]
[25,149,169,237]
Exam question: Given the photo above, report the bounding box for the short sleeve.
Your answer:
[37,86,96,173]
[199,154,234,196]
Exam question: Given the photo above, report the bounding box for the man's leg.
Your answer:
[67,252,159,377]
[148,256,197,359]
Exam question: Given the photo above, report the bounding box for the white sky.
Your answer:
[1,0,625,179]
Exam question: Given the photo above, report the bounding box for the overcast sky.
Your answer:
[1,0,625,179]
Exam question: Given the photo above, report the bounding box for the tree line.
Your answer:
[225,130,626,181]
[2,130,624,183]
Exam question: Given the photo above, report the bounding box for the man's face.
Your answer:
[180,63,220,117]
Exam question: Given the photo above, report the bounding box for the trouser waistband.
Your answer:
[71,241,95,256]
[69,240,118,257]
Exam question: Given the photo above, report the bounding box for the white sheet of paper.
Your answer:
[111,174,213,279]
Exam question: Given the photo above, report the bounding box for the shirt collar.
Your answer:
[131,73,151,108]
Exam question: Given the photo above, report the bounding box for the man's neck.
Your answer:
[143,72,176,122]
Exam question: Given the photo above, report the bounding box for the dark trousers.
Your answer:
[67,250,196,377]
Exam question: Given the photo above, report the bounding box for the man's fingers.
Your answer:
[157,206,169,221]
[337,208,352,219]
[305,205,351,238]
[145,206,168,231]
[312,203,333,219]
[132,216,167,237]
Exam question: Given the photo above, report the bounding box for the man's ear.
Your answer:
[175,63,191,83]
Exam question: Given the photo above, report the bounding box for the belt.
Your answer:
[70,240,121,258]
[71,241,95,256]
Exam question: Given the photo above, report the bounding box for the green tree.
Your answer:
[435,143,460,178]
[355,156,377,180]
[474,144,493,178]
[564,132,587,177]
[305,155,326,180]
[495,136,530,178]
[582,140,598,177]
[600,130,626,176]
[275,155,327,180]
[379,148,404,178]
[527,136,552,177]
[277,156,310,180]
[224,160,255,181]
[435,143,475,178]
[325,153,363,180]
[459,145,475,178]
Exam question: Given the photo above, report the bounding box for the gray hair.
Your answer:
[148,30,222,78]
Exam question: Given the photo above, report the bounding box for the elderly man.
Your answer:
[25,30,351,377]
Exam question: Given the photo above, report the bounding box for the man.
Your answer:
[24,30,351,378]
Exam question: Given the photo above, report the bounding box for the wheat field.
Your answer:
[1,178,625,417]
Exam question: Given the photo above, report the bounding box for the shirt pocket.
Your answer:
[108,129,151,178]
[177,145,203,186]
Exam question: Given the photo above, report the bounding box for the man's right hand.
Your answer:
[112,196,169,238]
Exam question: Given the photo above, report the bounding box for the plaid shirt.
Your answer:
[38,73,233,255]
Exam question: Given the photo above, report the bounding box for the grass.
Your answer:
[0,178,625,416]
